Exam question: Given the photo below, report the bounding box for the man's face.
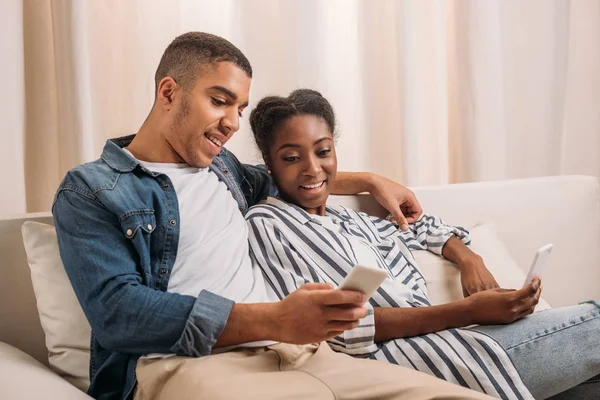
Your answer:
[267,115,337,215]
[165,62,250,168]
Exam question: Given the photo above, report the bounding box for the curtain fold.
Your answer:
[3,0,598,213]
[1,0,26,214]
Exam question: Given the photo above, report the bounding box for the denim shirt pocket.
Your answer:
[119,210,156,285]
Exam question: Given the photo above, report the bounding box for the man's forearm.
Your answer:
[214,302,278,348]
[373,301,473,343]
[331,172,376,195]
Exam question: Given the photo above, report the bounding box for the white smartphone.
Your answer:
[523,243,554,286]
[337,265,388,301]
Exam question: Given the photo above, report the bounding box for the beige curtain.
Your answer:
[2,0,599,214]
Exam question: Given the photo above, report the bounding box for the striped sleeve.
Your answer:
[369,212,471,257]
[247,212,378,356]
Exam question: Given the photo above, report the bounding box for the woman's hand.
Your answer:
[441,237,499,297]
[459,255,500,297]
[367,174,423,231]
[465,278,542,325]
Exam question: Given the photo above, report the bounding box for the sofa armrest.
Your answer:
[0,342,92,399]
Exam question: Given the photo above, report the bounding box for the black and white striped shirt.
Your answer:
[246,197,533,399]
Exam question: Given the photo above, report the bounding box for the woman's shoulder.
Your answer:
[245,202,280,220]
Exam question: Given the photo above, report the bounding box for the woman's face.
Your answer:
[267,114,337,215]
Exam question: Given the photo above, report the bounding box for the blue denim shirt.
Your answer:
[52,135,276,400]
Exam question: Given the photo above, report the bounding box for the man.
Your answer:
[53,32,491,400]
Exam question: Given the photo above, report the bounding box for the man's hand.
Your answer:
[459,255,500,297]
[368,174,423,232]
[271,283,368,344]
[465,278,542,325]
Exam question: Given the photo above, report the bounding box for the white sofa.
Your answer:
[1,175,599,399]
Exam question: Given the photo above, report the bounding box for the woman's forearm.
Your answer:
[442,236,478,265]
[373,300,473,342]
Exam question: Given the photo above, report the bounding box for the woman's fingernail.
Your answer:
[401,224,409,231]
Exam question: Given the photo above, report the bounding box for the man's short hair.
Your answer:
[154,32,252,95]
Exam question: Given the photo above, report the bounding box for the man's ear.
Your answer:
[156,77,179,108]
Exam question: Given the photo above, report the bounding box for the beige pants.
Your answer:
[135,343,493,400]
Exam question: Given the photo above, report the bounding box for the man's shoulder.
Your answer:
[58,157,121,197]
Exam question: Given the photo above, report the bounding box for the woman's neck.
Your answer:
[277,194,327,216]
[304,204,327,216]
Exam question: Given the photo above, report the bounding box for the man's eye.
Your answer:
[317,149,331,157]
[211,98,226,106]
[238,111,244,118]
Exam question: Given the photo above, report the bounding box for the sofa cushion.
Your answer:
[0,341,92,399]
[21,221,90,391]
[413,221,551,310]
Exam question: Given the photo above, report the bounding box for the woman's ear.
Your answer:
[262,154,272,174]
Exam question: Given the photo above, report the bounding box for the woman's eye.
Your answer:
[211,98,226,106]
[317,149,331,157]
[283,156,300,163]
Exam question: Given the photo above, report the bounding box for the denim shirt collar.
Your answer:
[100,135,139,173]
[100,134,250,213]
[100,134,229,176]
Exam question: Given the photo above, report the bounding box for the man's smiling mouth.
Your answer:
[205,133,223,147]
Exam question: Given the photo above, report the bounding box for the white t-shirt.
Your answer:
[126,151,274,352]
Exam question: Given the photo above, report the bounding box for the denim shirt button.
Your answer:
[126,229,133,237]
[169,219,177,226]
[162,183,170,189]
[147,224,153,231]
[222,169,229,175]
[159,268,168,275]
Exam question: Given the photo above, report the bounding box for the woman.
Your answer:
[245,89,600,399]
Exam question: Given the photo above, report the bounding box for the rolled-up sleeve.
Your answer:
[171,290,234,356]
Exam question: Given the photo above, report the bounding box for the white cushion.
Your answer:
[21,221,90,391]
[413,221,551,310]
[410,176,600,308]
[0,341,92,399]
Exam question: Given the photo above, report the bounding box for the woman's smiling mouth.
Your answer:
[300,181,326,191]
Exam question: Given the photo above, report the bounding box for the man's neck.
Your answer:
[127,113,182,163]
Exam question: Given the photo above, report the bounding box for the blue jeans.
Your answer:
[469,301,600,399]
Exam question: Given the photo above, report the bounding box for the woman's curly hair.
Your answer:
[249,89,337,161]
